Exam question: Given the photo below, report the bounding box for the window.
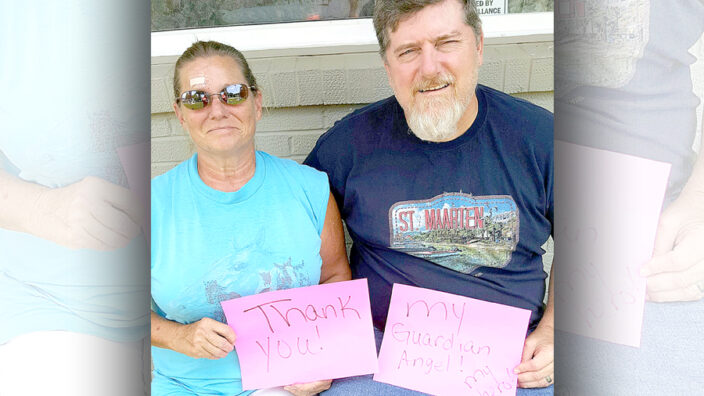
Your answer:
[152,0,553,32]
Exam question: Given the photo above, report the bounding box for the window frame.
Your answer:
[151,12,553,58]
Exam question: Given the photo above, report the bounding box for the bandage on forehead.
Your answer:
[189,76,206,87]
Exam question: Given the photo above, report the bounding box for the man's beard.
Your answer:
[406,74,473,142]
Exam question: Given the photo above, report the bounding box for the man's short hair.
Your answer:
[373,0,483,59]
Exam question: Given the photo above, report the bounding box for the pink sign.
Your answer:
[221,279,378,390]
[374,284,531,396]
[117,142,150,244]
[555,142,670,347]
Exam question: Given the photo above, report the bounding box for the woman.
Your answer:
[150,41,351,396]
[0,2,148,395]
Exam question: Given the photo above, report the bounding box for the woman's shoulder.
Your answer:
[258,151,328,183]
[151,156,194,195]
[258,151,330,206]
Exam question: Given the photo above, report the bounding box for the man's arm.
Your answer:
[642,111,704,301]
[537,264,555,330]
[514,264,554,388]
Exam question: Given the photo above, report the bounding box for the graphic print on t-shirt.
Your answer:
[556,0,650,89]
[389,193,519,274]
[161,230,313,324]
[201,257,310,323]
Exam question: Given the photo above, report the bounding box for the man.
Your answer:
[305,0,554,394]
[555,0,704,393]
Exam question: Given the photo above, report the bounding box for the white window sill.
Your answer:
[151,12,553,59]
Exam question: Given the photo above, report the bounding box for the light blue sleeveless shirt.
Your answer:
[151,151,329,395]
[0,1,148,345]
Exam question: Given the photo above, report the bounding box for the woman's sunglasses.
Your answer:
[176,83,257,110]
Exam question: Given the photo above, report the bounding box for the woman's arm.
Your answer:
[278,193,348,394]
[0,167,45,233]
[0,167,143,250]
[151,311,236,359]
[318,192,352,284]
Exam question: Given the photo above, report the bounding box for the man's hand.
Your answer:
[514,324,554,388]
[32,176,145,250]
[173,317,236,359]
[642,189,704,302]
[283,380,332,396]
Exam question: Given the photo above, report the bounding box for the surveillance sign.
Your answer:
[476,0,507,15]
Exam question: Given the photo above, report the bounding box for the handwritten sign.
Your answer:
[555,141,671,347]
[374,284,530,396]
[117,142,150,244]
[221,279,378,390]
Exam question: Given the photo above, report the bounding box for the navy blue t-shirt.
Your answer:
[556,0,704,202]
[305,84,554,330]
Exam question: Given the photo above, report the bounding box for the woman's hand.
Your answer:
[1,172,145,250]
[283,379,332,396]
[174,317,237,359]
[33,176,145,250]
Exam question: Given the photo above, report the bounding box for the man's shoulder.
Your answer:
[304,96,399,172]
[336,96,398,126]
[316,96,398,145]
[479,84,553,121]
[479,85,553,145]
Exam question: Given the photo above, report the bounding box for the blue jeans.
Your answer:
[322,328,553,396]
[556,299,704,395]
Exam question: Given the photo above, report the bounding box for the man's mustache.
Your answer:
[413,74,454,92]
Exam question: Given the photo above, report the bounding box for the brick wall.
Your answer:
[151,41,556,287]
[151,33,703,176]
[151,41,554,177]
